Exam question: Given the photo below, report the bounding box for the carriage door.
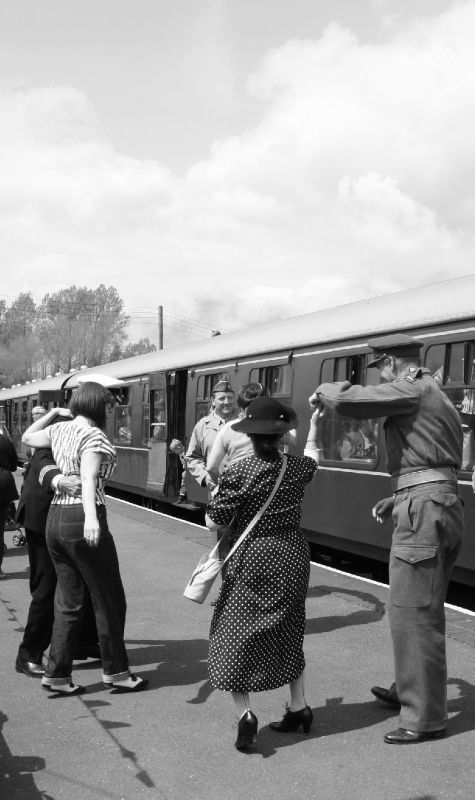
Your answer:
[147,372,169,494]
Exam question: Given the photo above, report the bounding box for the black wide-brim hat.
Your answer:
[233,397,298,435]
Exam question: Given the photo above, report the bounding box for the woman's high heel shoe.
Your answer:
[235,710,258,751]
[269,704,313,734]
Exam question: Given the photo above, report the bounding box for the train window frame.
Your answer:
[425,339,475,471]
[142,381,150,444]
[195,372,231,422]
[317,353,381,470]
[248,365,292,398]
[150,386,167,442]
[112,387,133,446]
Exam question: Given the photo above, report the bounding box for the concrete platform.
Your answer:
[1,496,475,800]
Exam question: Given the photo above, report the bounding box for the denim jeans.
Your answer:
[45,504,128,681]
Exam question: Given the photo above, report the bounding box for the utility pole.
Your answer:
[158,305,163,350]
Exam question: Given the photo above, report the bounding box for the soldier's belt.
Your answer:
[392,467,458,492]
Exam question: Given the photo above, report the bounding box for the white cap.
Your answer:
[76,373,125,389]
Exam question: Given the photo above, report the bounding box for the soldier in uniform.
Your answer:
[310,334,464,744]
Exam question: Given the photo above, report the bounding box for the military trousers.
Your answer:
[389,480,464,732]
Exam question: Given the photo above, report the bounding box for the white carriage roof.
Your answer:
[1,274,474,399]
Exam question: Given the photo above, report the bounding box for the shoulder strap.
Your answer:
[221,454,287,566]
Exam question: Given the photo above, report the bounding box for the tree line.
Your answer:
[0,285,156,388]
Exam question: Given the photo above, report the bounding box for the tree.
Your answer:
[38,285,130,372]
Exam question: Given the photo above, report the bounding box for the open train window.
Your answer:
[426,340,475,470]
[113,387,132,445]
[195,372,230,421]
[248,365,292,397]
[318,354,380,468]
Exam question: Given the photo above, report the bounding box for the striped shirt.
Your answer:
[49,417,117,505]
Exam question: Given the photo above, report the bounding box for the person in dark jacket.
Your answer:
[311,334,464,745]
[15,447,99,677]
[0,433,19,577]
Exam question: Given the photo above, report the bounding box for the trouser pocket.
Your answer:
[390,544,438,607]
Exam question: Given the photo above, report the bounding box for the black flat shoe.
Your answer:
[270,705,313,734]
[371,684,401,708]
[384,727,446,744]
[15,656,45,677]
[235,710,258,751]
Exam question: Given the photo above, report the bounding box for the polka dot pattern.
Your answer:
[207,453,317,693]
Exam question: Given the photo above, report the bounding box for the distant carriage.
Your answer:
[2,275,474,586]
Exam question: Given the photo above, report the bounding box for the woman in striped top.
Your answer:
[22,379,148,696]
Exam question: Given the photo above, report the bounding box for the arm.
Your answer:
[80,451,102,547]
[22,407,72,447]
[206,428,226,485]
[372,496,395,524]
[312,380,421,420]
[185,422,215,489]
[0,436,18,472]
[303,408,323,465]
[205,512,220,532]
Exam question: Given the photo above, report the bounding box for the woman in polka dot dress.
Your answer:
[205,396,321,750]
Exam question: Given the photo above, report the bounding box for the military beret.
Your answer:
[211,379,234,395]
[367,334,424,367]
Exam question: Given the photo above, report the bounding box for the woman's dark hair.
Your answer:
[248,433,282,460]
[69,382,109,430]
[237,382,267,410]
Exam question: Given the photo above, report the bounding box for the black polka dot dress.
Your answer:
[207,453,317,693]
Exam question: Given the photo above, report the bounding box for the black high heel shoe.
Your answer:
[270,704,313,734]
[235,710,258,750]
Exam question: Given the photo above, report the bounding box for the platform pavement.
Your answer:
[1,497,475,800]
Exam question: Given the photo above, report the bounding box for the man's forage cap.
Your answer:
[211,379,234,395]
[367,334,424,368]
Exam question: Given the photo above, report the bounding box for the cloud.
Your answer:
[1,2,475,345]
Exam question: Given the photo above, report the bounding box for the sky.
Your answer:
[0,0,474,347]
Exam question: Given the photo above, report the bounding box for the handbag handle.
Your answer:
[220,454,287,566]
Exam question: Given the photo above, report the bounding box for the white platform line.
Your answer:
[108,495,475,617]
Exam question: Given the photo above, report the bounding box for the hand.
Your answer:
[311,406,325,423]
[84,517,101,547]
[57,475,82,498]
[372,496,395,524]
[54,408,73,419]
[205,475,217,492]
[308,391,319,409]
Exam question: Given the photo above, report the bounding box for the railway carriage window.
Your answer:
[21,400,28,433]
[113,388,132,445]
[12,401,20,436]
[142,382,150,444]
[249,365,292,397]
[425,344,445,382]
[195,372,230,421]
[318,354,379,466]
[150,387,167,441]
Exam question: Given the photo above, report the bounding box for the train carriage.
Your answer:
[1,275,474,585]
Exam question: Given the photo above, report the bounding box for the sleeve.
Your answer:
[206,466,244,526]
[79,428,116,463]
[316,380,421,419]
[36,450,61,491]
[300,455,318,482]
[0,436,18,472]
[206,427,226,478]
[185,421,208,486]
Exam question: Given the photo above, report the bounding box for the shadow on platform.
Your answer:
[305,585,385,634]
[0,710,51,800]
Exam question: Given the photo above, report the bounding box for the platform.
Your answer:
[1,497,475,800]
